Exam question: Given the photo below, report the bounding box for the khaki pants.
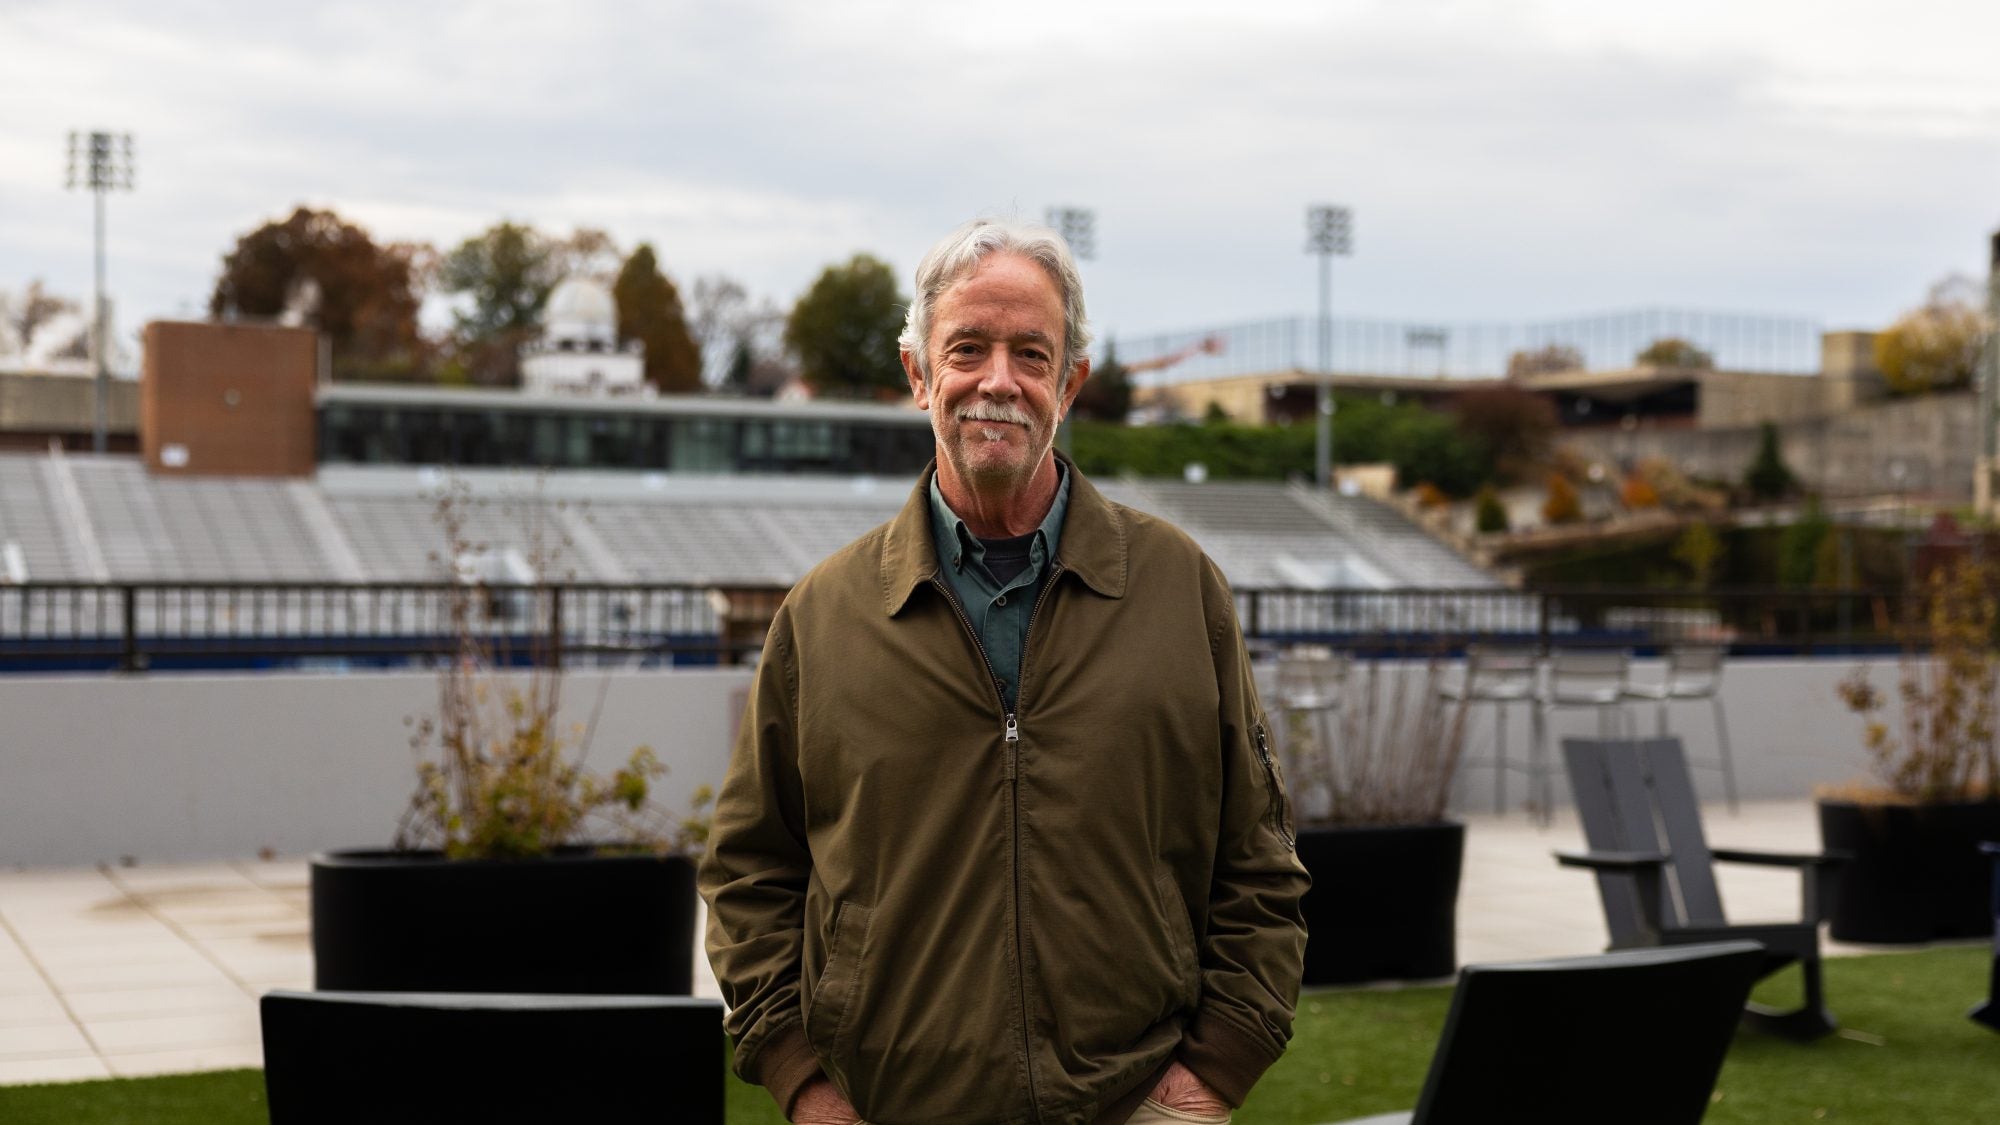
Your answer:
[1125,1099,1232,1125]
[856,1099,1229,1125]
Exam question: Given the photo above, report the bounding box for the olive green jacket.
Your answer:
[699,460,1309,1125]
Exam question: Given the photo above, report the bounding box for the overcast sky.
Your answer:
[4,0,1998,360]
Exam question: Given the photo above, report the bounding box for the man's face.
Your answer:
[903,252,1088,493]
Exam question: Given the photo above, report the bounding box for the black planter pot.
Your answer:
[311,848,698,994]
[1818,798,2000,945]
[1296,820,1464,986]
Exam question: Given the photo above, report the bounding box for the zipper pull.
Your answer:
[1004,714,1019,743]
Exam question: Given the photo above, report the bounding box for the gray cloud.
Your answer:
[3,0,1997,362]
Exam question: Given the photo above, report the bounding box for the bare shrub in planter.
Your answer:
[393,476,708,859]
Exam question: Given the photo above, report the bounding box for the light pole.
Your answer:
[1305,205,1352,490]
[1978,229,2000,518]
[1045,207,1095,454]
[1045,206,1095,261]
[65,130,135,454]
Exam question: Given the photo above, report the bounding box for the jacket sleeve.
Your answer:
[696,607,823,1114]
[1178,560,1311,1106]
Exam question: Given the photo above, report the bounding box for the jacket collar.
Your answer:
[880,451,1127,616]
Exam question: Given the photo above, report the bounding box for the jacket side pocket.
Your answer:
[804,901,872,1060]
[1154,871,1202,1003]
[1253,719,1295,849]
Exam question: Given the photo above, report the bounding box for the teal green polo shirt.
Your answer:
[928,465,1070,712]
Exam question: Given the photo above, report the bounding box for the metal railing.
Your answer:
[1112,308,1824,384]
[1236,586,1910,656]
[0,581,1914,673]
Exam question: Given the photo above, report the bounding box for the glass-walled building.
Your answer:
[317,385,935,476]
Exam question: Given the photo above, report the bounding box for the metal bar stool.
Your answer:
[1439,644,1539,815]
[1532,647,1633,823]
[1621,643,1738,813]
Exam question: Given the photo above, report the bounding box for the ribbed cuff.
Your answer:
[1176,1008,1285,1108]
[745,1022,821,1118]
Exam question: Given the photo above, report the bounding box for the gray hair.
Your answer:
[899,218,1092,389]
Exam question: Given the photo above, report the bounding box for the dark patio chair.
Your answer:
[1555,736,1843,1040]
[1327,941,1764,1125]
[261,990,724,1124]
[1973,841,2000,1033]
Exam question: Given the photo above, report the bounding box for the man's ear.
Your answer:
[903,349,930,410]
[1058,356,1090,421]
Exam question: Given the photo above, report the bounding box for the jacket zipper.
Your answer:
[1252,722,1295,849]
[931,560,1065,1121]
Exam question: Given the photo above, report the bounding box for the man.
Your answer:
[699,218,1308,1125]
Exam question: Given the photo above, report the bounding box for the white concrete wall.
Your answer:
[0,655,1902,867]
[0,667,750,868]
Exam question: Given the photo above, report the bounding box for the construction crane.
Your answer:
[1122,334,1226,375]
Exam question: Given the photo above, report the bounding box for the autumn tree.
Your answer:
[1874,276,1990,394]
[1636,337,1714,369]
[1070,340,1132,422]
[209,207,428,381]
[1505,343,1584,380]
[1542,472,1582,525]
[784,253,907,399]
[612,244,702,393]
[1450,383,1559,481]
[1,280,77,358]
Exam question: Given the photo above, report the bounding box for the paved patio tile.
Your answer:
[0,1054,113,1084]
[0,993,69,1029]
[0,970,54,998]
[84,1010,261,1055]
[63,985,248,1021]
[0,1020,92,1058]
[103,1042,263,1079]
[0,798,1871,1086]
[39,959,237,994]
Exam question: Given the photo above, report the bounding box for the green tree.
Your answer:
[784,253,907,399]
[1070,340,1132,423]
[1381,409,1484,496]
[1636,337,1715,369]
[1744,421,1797,501]
[1779,497,1832,588]
[613,244,702,394]
[210,206,429,381]
[1874,277,1990,394]
[1474,485,1509,533]
[1671,521,1724,586]
[435,222,618,385]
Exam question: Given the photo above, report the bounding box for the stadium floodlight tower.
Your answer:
[1045,206,1096,261]
[65,130,135,455]
[1305,204,1352,490]
[1979,229,2000,518]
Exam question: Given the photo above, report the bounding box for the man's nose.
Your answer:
[976,352,1021,398]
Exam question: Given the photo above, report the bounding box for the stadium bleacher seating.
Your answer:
[0,452,1498,591]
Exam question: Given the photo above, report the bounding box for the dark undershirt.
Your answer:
[978,531,1038,586]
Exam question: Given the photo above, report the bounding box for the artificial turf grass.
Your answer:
[1243,943,2000,1124]
[0,1067,266,1125]
[2,946,1993,1124]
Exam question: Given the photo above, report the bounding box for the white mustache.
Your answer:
[956,402,1034,426]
